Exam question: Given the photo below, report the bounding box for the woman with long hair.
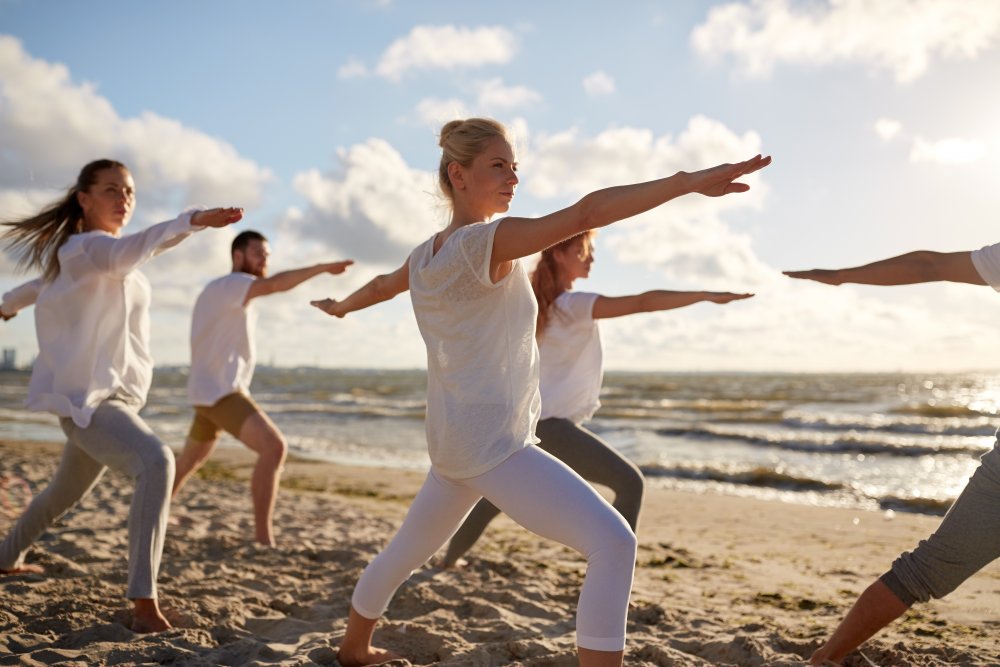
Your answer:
[312,118,770,666]
[0,159,242,632]
[441,230,752,567]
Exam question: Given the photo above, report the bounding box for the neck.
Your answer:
[449,198,492,227]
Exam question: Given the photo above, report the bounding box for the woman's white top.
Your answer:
[26,213,201,427]
[408,219,541,479]
[538,291,604,424]
[187,272,257,406]
[0,279,44,317]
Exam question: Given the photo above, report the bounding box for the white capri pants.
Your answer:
[351,445,637,652]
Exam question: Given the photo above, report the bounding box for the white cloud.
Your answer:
[415,97,471,128]
[583,70,616,96]
[0,36,270,210]
[375,25,517,81]
[691,0,1000,83]
[337,57,369,79]
[289,138,444,264]
[910,136,986,164]
[474,77,542,110]
[521,116,770,287]
[875,117,903,142]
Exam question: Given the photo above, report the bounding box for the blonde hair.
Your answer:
[531,231,595,337]
[2,159,129,281]
[437,118,511,206]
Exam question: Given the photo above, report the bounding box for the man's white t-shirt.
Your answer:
[539,291,603,424]
[972,242,1000,289]
[187,273,257,407]
[409,219,541,479]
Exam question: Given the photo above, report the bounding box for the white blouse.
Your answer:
[25,212,202,427]
[409,219,541,479]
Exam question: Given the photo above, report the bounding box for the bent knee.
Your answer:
[143,442,176,483]
[258,435,288,466]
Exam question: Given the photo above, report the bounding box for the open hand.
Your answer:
[325,260,354,275]
[192,207,244,228]
[708,292,755,304]
[782,269,843,285]
[691,155,772,197]
[311,298,345,317]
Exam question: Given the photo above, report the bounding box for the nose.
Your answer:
[508,169,518,185]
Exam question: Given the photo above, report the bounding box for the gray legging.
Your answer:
[880,440,1000,605]
[443,417,644,566]
[0,396,174,599]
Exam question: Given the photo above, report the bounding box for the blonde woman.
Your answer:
[313,118,770,666]
[442,230,752,567]
[0,159,242,632]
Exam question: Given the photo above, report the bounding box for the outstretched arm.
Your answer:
[783,251,985,287]
[245,260,353,303]
[592,291,754,319]
[492,155,771,269]
[85,207,243,276]
[1,277,44,321]
[311,259,409,318]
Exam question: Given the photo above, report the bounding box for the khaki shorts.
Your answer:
[188,392,261,442]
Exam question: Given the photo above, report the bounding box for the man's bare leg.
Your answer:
[171,437,218,499]
[337,606,403,667]
[237,411,287,546]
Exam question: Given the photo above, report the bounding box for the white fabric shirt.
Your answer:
[0,278,43,317]
[539,291,603,423]
[409,219,541,479]
[187,272,257,406]
[972,242,1000,290]
[26,212,201,427]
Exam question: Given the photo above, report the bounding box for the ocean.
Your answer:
[1,367,996,516]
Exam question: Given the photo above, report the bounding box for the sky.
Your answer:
[2,0,1000,372]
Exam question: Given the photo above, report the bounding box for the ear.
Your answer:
[447,161,466,191]
[76,189,91,212]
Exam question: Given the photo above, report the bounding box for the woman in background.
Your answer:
[442,230,752,567]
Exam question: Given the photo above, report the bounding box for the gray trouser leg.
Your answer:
[57,399,175,599]
[0,442,106,570]
[882,442,1000,604]
[443,417,645,565]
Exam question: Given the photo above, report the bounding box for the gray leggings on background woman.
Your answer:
[443,417,644,566]
[880,440,1000,605]
[0,396,174,599]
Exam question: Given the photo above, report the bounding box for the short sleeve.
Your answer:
[216,273,255,308]
[971,243,1000,291]
[554,291,599,323]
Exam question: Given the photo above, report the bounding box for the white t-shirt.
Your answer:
[972,242,1000,289]
[26,213,202,427]
[539,291,603,423]
[187,272,257,406]
[409,219,541,479]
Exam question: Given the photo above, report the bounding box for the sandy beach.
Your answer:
[1,438,998,666]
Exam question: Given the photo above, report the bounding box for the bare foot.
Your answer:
[0,564,44,575]
[336,646,404,666]
[131,599,172,633]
